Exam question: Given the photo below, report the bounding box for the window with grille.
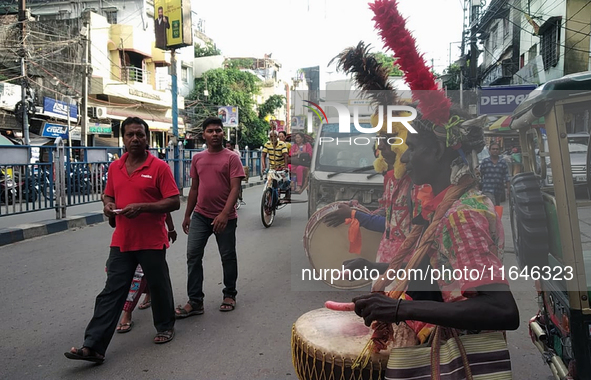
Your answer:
[181,67,188,83]
[105,10,117,24]
[540,17,561,71]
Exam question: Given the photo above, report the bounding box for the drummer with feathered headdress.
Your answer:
[329,0,520,366]
[324,42,428,265]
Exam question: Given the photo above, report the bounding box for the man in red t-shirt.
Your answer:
[176,117,245,317]
[65,117,180,364]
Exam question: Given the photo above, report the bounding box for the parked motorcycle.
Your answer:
[0,170,39,204]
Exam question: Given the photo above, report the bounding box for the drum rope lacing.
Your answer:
[292,324,385,380]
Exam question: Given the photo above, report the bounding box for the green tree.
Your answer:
[194,42,221,58]
[187,68,270,148]
[374,52,404,76]
[440,63,461,91]
[225,58,255,70]
[257,94,285,119]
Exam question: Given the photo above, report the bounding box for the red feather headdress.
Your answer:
[369,0,451,127]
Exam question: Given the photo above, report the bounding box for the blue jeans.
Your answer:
[186,212,238,303]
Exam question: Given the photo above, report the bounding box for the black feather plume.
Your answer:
[329,41,398,108]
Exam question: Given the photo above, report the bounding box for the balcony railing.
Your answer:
[121,66,152,85]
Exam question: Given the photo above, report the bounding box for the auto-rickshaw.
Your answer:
[509,71,591,379]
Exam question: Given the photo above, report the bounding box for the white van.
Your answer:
[307,122,385,218]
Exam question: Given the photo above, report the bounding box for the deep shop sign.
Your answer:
[478,85,537,115]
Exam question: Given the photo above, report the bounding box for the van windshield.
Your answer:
[315,123,377,172]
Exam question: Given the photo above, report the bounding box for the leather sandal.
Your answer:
[64,347,105,363]
[154,329,175,344]
[175,301,204,318]
[219,296,236,312]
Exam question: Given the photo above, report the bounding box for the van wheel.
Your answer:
[509,172,549,272]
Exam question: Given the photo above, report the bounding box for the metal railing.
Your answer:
[121,66,152,85]
[0,144,262,218]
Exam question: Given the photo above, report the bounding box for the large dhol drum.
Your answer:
[291,308,417,380]
[304,202,383,289]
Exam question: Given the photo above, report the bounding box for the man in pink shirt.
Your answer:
[176,117,245,316]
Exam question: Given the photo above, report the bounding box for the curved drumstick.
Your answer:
[325,300,355,311]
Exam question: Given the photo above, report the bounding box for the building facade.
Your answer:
[0,0,202,151]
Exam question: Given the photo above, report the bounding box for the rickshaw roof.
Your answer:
[511,71,591,121]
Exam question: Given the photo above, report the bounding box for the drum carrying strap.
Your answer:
[407,179,414,233]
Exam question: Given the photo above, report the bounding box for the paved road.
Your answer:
[0,188,553,380]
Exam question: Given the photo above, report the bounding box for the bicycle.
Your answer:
[260,168,291,228]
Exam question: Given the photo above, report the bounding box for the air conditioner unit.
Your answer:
[89,106,107,118]
[96,106,107,118]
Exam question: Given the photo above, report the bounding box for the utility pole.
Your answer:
[81,14,90,148]
[171,49,181,191]
[469,0,481,88]
[18,0,29,146]
[66,96,72,158]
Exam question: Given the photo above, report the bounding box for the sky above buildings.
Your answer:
[192,0,466,84]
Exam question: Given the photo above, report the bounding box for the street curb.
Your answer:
[0,181,266,247]
[0,213,107,247]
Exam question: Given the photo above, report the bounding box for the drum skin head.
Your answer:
[294,308,389,367]
[292,308,417,369]
[304,202,383,289]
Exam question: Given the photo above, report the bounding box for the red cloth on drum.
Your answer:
[345,210,362,254]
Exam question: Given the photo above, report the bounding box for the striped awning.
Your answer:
[489,116,513,131]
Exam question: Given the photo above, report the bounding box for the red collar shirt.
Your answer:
[104,152,179,252]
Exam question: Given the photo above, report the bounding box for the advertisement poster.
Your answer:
[154,0,192,50]
[291,116,305,130]
[218,106,239,127]
[270,120,285,132]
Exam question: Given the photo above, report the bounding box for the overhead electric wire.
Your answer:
[489,9,591,55]
[480,43,531,85]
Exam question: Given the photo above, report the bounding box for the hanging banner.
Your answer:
[217,106,239,127]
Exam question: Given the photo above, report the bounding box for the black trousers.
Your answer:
[83,247,175,356]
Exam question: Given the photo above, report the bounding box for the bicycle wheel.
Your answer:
[261,187,275,228]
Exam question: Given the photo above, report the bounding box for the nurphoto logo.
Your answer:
[305,101,418,146]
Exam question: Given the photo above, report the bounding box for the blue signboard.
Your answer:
[43,97,78,120]
[478,85,537,115]
[41,122,68,139]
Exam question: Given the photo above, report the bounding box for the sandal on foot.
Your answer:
[219,297,236,312]
[138,301,151,310]
[175,301,204,319]
[154,329,175,344]
[116,321,134,334]
[64,347,105,363]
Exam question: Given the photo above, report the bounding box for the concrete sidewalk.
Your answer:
[0,179,265,247]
